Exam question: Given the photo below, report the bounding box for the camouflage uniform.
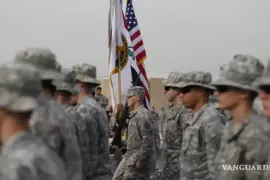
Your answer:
[54,69,94,180]
[72,64,111,180]
[0,63,66,180]
[95,93,109,109]
[13,48,82,180]
[113,86,155,180]
[212,54,267,180]
[254,60,270,180]
[178,71,226,180]
[157,72,188,180]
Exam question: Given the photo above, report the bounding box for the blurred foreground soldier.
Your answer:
[55,69,94,180]
[13,48,82,180]
[0,63,66,180]
[113,86,155,180]
[72,63,112,179]
[70,85,80,106]
[179,71,225,180]
[158,72,188,180]
[254,60,270,180]
[95,86,109,108]
[213,54,266,180]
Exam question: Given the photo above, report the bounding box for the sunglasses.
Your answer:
[180,87,191,94]
[215,86,236,93]
[259,85,270,94]
[164,86,173,91]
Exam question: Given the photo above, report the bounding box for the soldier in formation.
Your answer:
[54,69,93,180]
[13,48,82,180]
[72,63,112,179]
[213,54,267,179]
[3,46,270,180]
[0,62,66,180]
[159,72,188,180]
[113,86,155,180]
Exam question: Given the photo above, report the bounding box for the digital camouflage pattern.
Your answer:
[215,114,267,180]
[124,86,145,97]
[176,71,215,90]
[0,62,41,112]
[0,132,66,180]
[95,94,109,109]
[74,97,98,179]
[180,104,225,180]
[65,105,93,180]
[13,48,82,180]
[13,48,64,80]
[73,63,111,179]
[72,63,100,85]
[162,105,188,180]
[30,95,82,180]
[213,54,267,180]
[212,54,264,91]
[113,106,155,180]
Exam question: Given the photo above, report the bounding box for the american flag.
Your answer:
[125,0,151,108]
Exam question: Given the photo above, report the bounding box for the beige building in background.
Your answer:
[98,72,170,112]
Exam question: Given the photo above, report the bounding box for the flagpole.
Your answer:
[117,51,122,104]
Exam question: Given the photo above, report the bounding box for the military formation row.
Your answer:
[110,54,270,180]
[155,54,270,180]
[0,48,112,180]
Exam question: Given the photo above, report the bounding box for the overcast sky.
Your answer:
[1,0,270,78]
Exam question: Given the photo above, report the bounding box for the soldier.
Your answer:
[178,71,226,180]
[95,86,109,109]
[254,60,270,180]
[0,62,66,180]
[158,72,188,180]
[113,86,155,180]
[13,48,82,180]
[213,54,267,180]
[54,69,95,180]
[72,63,112,180]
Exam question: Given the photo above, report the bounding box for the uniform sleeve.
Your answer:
[76,105,98,177]
[137,113,154,163]
[204,114,224,179]
[30,120,62,153]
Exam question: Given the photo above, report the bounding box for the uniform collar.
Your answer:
[186,103,209,126]
[225,114,253,141]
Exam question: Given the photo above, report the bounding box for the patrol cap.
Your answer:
[72,63,100,85]
[162,71,184,88]
[0,62,41,112]
[13,47,64,80]
[212,54,264,92]
[177,71,215,90]
[124,86,145,97]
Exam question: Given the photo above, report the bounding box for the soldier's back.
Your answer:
[0,132,66,180]
[66,105,93,179]
[76,96,111,179]
[30,96,82,180]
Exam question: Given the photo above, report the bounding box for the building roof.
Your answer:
[98,71,170,80]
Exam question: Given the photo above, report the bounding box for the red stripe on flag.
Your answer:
[139,65,148,81]
[131,30,141,41]
[136,50,146,63]
[133,40,144,52]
